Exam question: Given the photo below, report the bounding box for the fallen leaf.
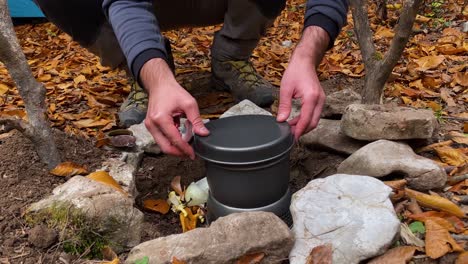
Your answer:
[102,246,118,261]
[143,199,170,214]
[368,246,418,264]
[452,136,468,145]
[384,179,407,190]
[434,146,468,167]
[37,74,52,82]
[171,257,186,264]
[102,259,119,264]
[50,161,88,177]
[454,72,468,87]
[405,188,465,217]
[440,88,456,107]
[73,118,111,129]
[306,244,332,264]
[86,171,125,194]
[425,218,463,259]
[464,123,468,134]
[235,252,265,264]
[413,55,445,71]
[171,176,184,197]
[456,251,468,264]
[73,74,86,84]
[0,83,9,95]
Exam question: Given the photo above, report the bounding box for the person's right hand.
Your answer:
[140,58,210,159]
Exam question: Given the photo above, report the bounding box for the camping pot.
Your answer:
[193,115,294,222]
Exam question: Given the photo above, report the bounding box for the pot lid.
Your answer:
[193,115,293,164]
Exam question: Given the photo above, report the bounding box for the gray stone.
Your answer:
[220,99,272,118]
[341,104,438,140]
[126,212,293,264]
[27,176,144,252]
[321,89,362,118]
[103,157,138,197]
[289,174,400,264]
[128,123,161,155]
[299,119,367,155]
[337,140,447,190]
[28,225,58,249]
[462,21,468,33]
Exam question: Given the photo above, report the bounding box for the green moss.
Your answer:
[25,202,113,258]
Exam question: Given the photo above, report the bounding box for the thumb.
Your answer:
[276,85,293,122]
[184,102,210,136]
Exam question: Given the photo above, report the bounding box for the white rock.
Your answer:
[462,21,468,33]
[126,212,293,264]
[128,122,161,154]
[300,119,366,155]
[341,104,438,140]
[282,40,293,47]
[337,140,447,190]
[220,99,272,118]
[103,157,138,197]
[27,176,144,252]
[290,174,400,264]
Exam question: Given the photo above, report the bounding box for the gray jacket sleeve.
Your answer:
[102,0,168,81]
[304,0,348,49]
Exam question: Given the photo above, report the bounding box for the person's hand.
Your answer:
[140,58,209,159]
[276,26,330,140]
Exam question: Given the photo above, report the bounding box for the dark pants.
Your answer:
[34,0,286,69]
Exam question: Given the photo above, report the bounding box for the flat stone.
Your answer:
[321,89,362,118]
[299,119,366,155]
[128,123,161,155]
[220,99,272,118]
[27,176,144,253]
[102,157,138,197]
[289,174,400,264]
[126,212,293,264]
[341,104,438,140]
[337,140,447,190]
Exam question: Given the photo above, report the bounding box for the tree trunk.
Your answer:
[0,0,60,168]
[350,0,423,105]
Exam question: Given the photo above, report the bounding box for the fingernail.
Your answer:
[200,127,209,134]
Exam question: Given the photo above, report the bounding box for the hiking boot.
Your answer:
[118,37,175,127]
[211,58,274,107]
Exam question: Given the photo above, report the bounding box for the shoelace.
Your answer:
[230,62,266,89]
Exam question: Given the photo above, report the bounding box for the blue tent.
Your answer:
[7,0,44,18]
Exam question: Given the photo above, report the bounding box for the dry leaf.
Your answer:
[73,74,87,84]
[405,188,465,217]
[384,179,407,190]
[86,171,125,194]
[434,146,468,167]
[368,246,418,264]
[171,176,184,197]
[235,252,265,264]
[37,74,52,82]
[102,259,119,264]
[73,118,111,129]
[306,244,332,264]
[143,199,170,214]
[0,83,9,95]
[50,161,88,177]
[454,72,468,87]
[413,55,445,71]
[440,88,456,107]
[452,136,468,145]
[102,246,118,261]
[425,218,463,259]
[456,251,468,264]
[172,257,187,264]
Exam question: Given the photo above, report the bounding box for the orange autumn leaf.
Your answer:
[368,246,418,264]
[171,257,187,264]
[86,171,125,194]
[0,83,9,95]
[413,55,445,71]
[236,252,265,264]
[143,199,170,214]
[384,179,407,190]
[306,244,332,264]
[73,118,111,129]
[454,72,468,87]
[456,251,468,264]
[434,146,468,167]
[405,188,465,217]
[50,161,88,177]
[425,218,464,259]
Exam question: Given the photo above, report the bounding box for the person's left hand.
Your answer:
[276,56,325,140]
[276,26,329,140]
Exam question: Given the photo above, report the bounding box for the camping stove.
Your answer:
[193,115,294,226]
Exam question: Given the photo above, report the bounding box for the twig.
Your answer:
[0,117,30,135]
[443,116,468,122]
[448,174,468,185]
[408,198,423,214]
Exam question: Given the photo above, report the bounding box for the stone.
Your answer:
[128,122,161,155]
[289,174,400,264]
[27,176,144,253]
[341,104,438,140]
[28,225,58,249]
[102,157,138,197]
[337,140,447,190]
[321,89,362,118]
[126,212,293,264]
[220,99,272,118]
[462,21,468,33]
[299,119,366,155]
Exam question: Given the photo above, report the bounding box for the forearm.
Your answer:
[140,58,175,95]
[294,26,330,67]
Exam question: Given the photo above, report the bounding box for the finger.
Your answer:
[307,92,325,133]
[182,99,210,136]
[294,96,315,140]
[276,84,294,122]
[158,115,196,159]
[144,119,185,156]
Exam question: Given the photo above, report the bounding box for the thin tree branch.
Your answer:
[349,0,377,66]
[382,0,423,71]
